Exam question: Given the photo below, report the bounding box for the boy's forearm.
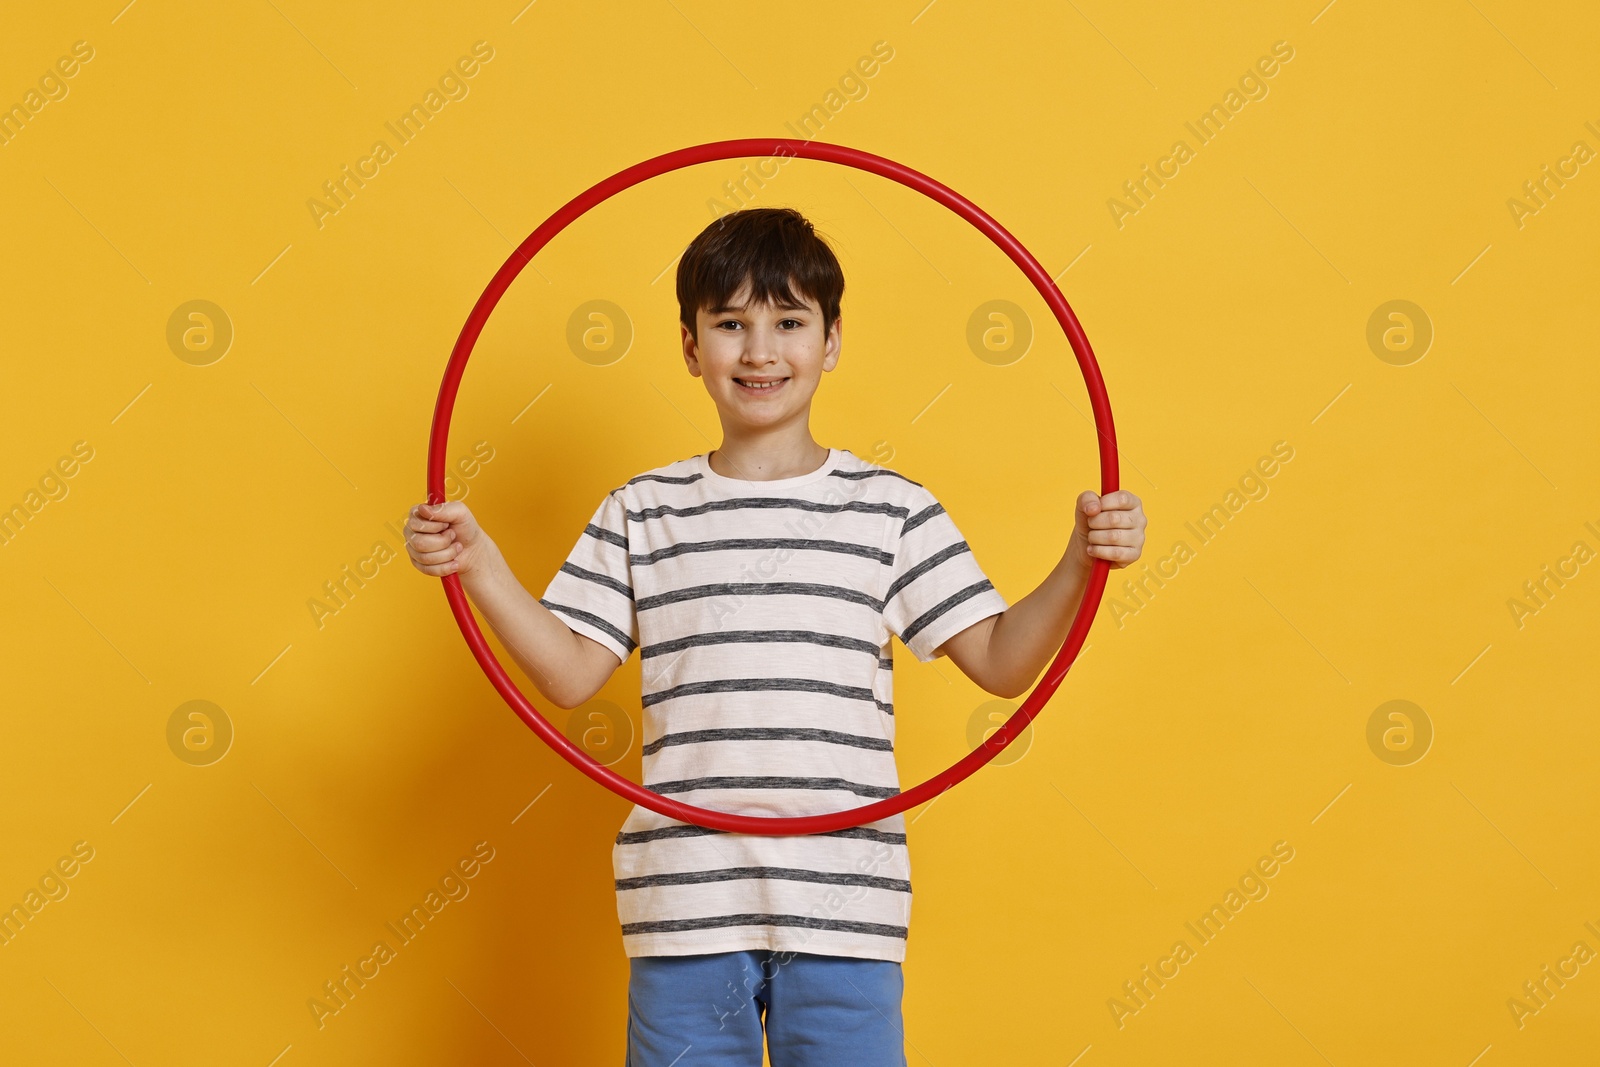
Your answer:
[457,544,582,708]
[983,551,1094,698]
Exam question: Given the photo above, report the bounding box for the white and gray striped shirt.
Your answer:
[538,446,1008,962]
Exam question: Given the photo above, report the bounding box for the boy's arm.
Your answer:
[461,546,625,710]
[938,489,1146,698]
[407,499,625,710]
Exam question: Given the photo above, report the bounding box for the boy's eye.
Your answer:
[715,318,804,330]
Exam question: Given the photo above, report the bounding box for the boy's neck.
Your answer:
[708,430,830,482]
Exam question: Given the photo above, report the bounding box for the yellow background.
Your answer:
[3,1,1597,1063]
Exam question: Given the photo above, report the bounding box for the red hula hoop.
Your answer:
[427,138,1118,835]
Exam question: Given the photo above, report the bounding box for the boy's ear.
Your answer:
[680,322,702,377]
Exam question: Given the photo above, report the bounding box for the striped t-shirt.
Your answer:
[537,446,1009,963]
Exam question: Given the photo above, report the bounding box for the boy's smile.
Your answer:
[681,278,840,432]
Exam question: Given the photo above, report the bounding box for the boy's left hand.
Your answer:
[1069,489,1147,572]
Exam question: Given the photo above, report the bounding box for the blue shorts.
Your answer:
[625,950,908,1066]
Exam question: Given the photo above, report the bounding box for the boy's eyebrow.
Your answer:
[707,299,812,314]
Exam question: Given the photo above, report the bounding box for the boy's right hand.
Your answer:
[405,500,495,579]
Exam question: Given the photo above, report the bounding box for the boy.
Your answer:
[405,207,1147,1065]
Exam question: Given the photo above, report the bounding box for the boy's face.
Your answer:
[681,278,840,432]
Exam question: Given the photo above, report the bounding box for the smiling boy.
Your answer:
[405,207,1146,1065]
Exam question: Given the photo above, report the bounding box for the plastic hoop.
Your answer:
[428,138,1117,835]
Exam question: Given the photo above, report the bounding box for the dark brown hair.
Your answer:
[676,207,843,343]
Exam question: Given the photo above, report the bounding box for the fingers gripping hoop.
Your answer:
[428,138,1118,836]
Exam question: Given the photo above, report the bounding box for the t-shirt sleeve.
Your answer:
[883,484,1009,663]
[537,488,638,664]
